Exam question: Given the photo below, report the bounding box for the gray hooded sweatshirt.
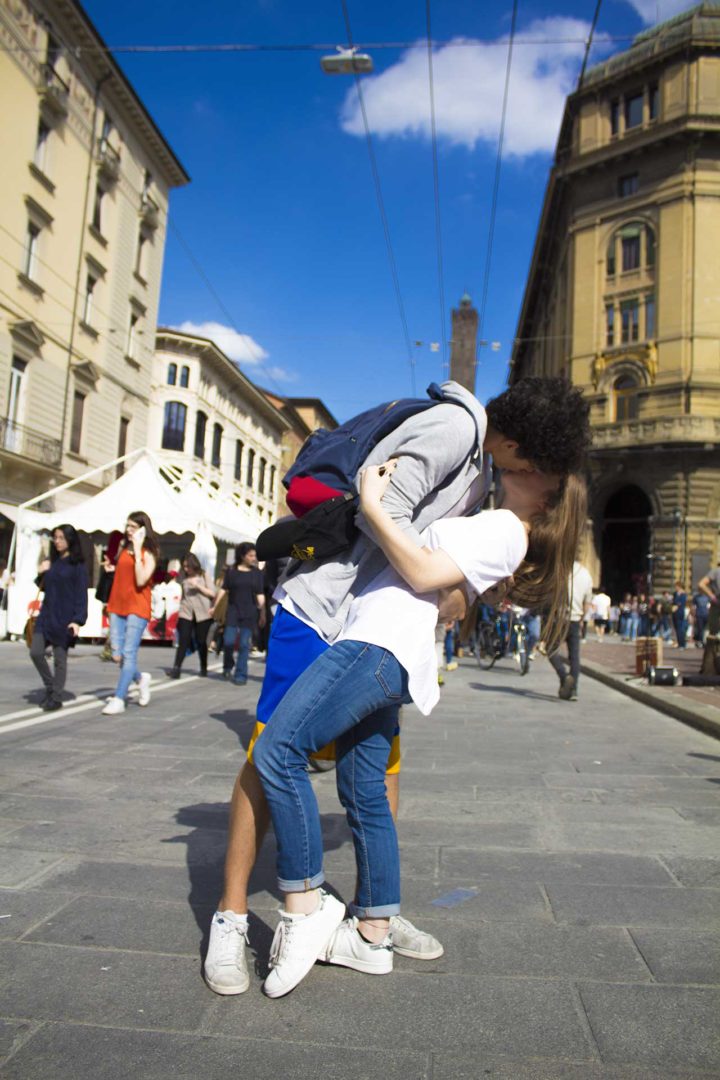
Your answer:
[281,380,489,642]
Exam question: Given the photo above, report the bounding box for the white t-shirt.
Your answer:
[336,509,527,716]
[569,562,594,622]
[592,591,611,620]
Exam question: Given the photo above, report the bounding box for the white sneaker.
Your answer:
[137,672,152,706]
[204,911,250,995]
[322,916,393,974]
[101,696,125,715]
[263,890,345,999]
[389,914,444,960]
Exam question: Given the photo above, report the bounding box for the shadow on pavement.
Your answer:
[167,801,352,978]
[469,682,560,703]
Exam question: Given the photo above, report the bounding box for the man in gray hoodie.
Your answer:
[204,376,591,995]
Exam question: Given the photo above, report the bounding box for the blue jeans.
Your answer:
[253,640,409,917]
[109,613,148,701]
[223,624,253,680]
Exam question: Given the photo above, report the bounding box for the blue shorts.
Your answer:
[248,606,401,772]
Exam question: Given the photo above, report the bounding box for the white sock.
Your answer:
[216,909,248,929]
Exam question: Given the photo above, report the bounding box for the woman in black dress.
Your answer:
[30,524,88,711]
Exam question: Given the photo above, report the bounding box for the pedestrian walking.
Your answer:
[210,542,266,685]
[252,466,586,998]
[102,511,159,716]
[548,560,594,700]
[169,553,216,679]
[29,524,88,711]
[591,587,611,641]
[693,588,710,647]
[672,581,688,648]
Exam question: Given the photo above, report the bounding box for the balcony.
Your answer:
[0,417,62,468]
[140,191,160,229]
[37,64,69,123]
[97,138,121,184]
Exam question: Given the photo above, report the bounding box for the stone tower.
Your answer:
[450,293,478,394]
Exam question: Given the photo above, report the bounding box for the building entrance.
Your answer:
[601,485,652,600]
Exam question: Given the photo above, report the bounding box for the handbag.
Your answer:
[95,567,114,604]
[24,589,41,649]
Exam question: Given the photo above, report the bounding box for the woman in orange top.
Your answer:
[102,511,159,715]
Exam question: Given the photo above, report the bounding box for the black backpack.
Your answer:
[256,383,478,563]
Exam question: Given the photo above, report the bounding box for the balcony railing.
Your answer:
[37,63,70,120]
[0,417,62,467]
[97,137,121,183]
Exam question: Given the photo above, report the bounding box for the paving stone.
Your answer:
[0,889,76,940]
[0,849,70,889]
[662,856,720,886]
[431,1056,712,1079]
[439,850,674,886]
[0,943,211,1031]
[0,1018,36,1064]
[629,928,720,985]
[546,884,720,928]
[579,984,720,1071]
[0,1023,431,1080]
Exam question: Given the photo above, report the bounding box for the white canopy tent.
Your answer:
[2,449,259,637]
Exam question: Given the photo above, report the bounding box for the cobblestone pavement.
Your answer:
[0,641,719,1079]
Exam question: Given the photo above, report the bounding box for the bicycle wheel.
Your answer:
[476,624,500,669]
[516,627,530,675]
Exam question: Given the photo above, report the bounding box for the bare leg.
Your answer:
[218,761,271,913]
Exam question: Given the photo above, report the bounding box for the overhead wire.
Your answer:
[425,0,448,380]
[473,0,519,385]
[339,0,417,393]
[577,0,606,89]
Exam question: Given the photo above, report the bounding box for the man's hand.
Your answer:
[479,576,514,606]
[438,587,467,622]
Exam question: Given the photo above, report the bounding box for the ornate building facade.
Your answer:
[511,4,720,596]
[0,0,188,557]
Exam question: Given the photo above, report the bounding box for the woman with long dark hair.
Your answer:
[102,511,159,715]
[170,552,216,679]
[252,466,587,997]
[30,524,88,711]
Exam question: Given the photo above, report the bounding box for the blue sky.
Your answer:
[85,0,695,421]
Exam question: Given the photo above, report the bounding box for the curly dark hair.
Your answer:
[485,377,591,474]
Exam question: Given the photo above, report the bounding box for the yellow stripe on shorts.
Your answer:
[247,721,401,775]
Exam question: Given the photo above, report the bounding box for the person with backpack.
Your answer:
[202,376,591,997]
[252,466,586,997]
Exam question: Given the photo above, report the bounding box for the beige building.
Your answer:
[261,390,338,517]
[0,0,188,559]
[511,3,720,597]
[151,329,291,540]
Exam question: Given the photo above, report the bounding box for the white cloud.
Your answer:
[624,0,696,25]
[172,321,296,384]
[174,320,269,363]
[339,17,598,157]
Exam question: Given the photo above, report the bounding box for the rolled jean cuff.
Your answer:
[277,869,325,893]
[350,901,401,918]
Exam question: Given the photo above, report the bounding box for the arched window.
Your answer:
[606,222,656,277]
[614,374,639,421]
[194,410,207,459]
[179,365,190,388]
[167,362,177,386]
[162,401,186,450]
[211,423,223,468]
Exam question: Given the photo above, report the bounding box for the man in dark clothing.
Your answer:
[672,581,688,649]
[210,543,265,685]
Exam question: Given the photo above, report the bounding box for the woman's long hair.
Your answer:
[509,473,588,654]
[182,552,203,577]
[50,524,85,565]
[125,511,160,558]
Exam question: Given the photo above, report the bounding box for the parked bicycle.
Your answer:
[475,605,530,675]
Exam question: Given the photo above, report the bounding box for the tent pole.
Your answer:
[19,447,147,511]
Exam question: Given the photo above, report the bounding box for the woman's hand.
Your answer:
[38,559,51,574]
[68,622,80,637]
[359,460,398,512]
[132,526,146,552]
[101,555,115,572]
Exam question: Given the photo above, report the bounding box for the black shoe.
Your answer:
[558,675,575,700]
[42,698,63,712]
[169,668,181,680]
[223,671,233,680]
[199,669,208,677]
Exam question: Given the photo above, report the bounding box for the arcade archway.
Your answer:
[600,485,652,599]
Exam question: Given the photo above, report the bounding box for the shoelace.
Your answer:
[389,915,416,934]
[214,920,248,966]
[268,919,295,968]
